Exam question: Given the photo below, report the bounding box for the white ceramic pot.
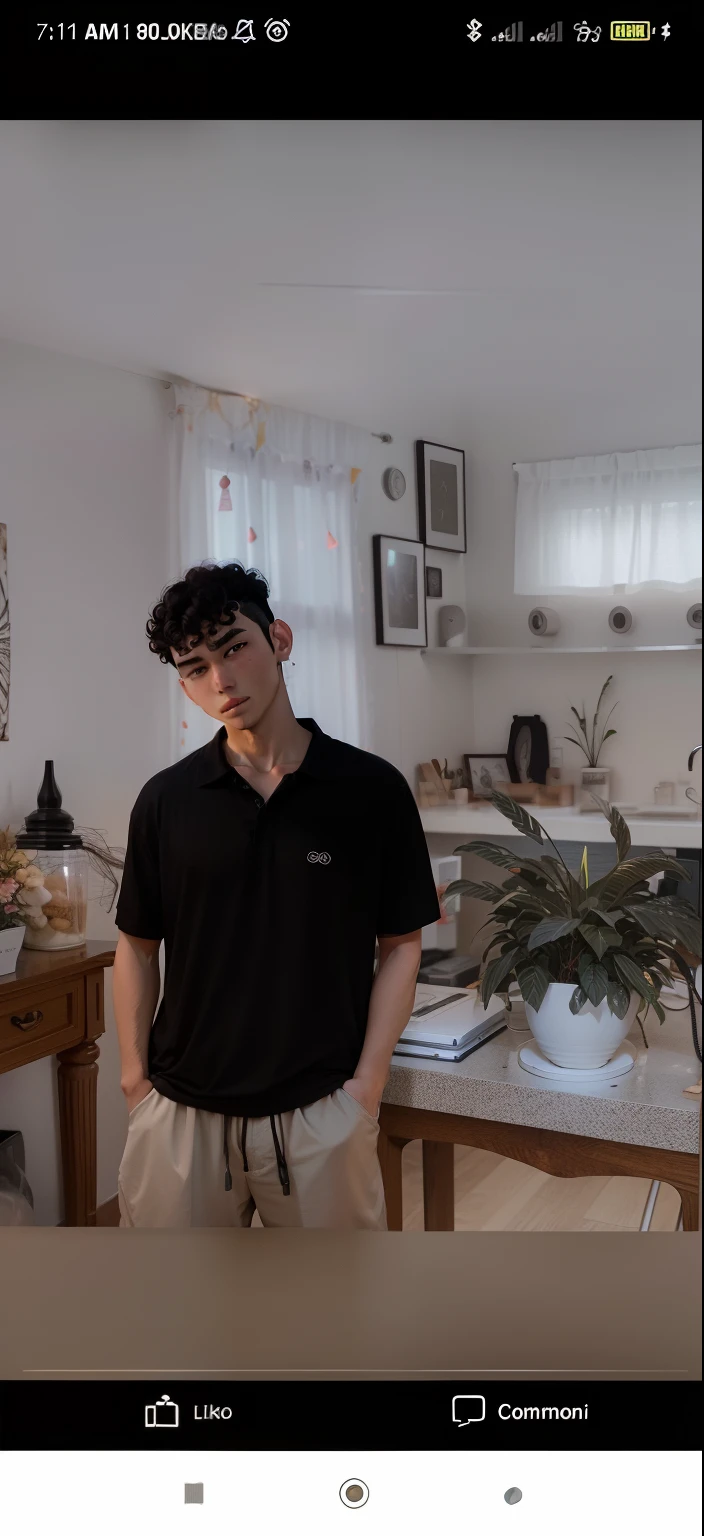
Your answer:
[0,924,26,976]
[523,981,639,1069]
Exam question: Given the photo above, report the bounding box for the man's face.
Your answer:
[171,608,292,729]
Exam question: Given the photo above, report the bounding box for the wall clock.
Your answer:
[382,467,406,501]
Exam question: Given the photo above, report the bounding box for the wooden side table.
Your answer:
[0,940,117,1225]
[378,1105,700,1231]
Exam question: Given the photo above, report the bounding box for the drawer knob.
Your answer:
[10,1010,44,1030]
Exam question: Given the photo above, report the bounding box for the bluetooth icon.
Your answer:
[467,18,482,41]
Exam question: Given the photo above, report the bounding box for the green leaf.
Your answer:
[569,985,588,1015]
[515,961,552,1011]
[489,790,545,846]
[595,703,618,762]
[586,856,690,909]
[595,907,625,928]
[481,932,514,963]
[613,952,658,1004]
[578,922,622,959]
[564,737,591,763]
[443,878,506,904]
[577,953,609,1004]
[590,797,631,862]
[593,674,613,726]
[623,899,703,957]
[605,981,631,1020]
[526,915,582,951]
[452,841,521,869]
[541,856,585,912]
[514,857,573,898]
[481,947,522,1007]
[501,873,567,911]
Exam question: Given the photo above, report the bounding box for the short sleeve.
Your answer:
[114,785,164,941]
[376,771,441,937]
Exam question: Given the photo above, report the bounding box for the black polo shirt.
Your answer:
[115,717,441,1117]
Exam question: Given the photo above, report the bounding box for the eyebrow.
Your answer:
[174,626,246,673]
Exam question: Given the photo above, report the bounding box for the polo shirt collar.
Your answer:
[193,717,332,787]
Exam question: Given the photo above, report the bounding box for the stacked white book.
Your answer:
[394,984,506,1062]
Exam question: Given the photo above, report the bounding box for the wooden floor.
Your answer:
[97,1143,682,1230]
[398,1139,682,1231]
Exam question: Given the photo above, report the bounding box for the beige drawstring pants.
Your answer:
[117,1084,387,1229]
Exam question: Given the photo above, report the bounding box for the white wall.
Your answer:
[355,437,475,784]
[360,430,702,810]
[463,443,702,808]
[0,339,170,1224]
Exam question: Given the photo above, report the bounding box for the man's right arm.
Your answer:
[113,932,162,1111]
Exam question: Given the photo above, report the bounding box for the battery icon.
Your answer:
[610,21,651,39]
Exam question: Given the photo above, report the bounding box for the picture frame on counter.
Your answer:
[372,533,428,647]
[415,439,467,554]
[464,754,511,798]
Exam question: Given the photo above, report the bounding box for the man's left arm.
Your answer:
[343,930,422,1116]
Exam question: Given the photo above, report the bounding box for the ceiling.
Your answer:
[0,119,700,452]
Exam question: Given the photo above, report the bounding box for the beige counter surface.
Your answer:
[383,1002,701,1154]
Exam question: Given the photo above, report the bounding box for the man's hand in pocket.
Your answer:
[342,1076,382,1118]
[123,1078,153,1114]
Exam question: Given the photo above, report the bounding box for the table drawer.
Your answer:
[0,981,83,1063]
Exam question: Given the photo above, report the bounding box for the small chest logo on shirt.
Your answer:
[307,850,331,865]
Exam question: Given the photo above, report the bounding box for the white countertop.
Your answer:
[419,803,702,848]
[384,999,701,1152]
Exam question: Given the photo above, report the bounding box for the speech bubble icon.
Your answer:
[452,1394,486,1427]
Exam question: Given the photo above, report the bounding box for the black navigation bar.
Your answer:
[0,1381,699,1450]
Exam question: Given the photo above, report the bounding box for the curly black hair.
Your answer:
[146,561,276,667]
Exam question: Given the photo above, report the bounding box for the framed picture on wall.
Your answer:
[463,754,510,798]
[415,440,467,553]
[372,534,427,647]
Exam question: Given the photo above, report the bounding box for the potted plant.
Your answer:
[444,790,702,1069]
[0,826,30,975]
[565,674,617,809]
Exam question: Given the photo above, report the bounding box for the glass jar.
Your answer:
[15,760,89,952]
[19,847,89,951]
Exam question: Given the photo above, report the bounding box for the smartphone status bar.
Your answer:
[465,20,675,43]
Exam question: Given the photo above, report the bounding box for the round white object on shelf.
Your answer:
[608,605,633,634]
[528,607,560,637]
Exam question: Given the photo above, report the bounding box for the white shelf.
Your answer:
[420,644,702,655]
[419,803,702,848]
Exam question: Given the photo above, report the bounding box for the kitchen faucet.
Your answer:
[688,745,702,771]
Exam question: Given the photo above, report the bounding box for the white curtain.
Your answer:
[166,383,371,764]
[514,444,702,594]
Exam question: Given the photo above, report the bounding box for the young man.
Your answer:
[114,560,441,1227]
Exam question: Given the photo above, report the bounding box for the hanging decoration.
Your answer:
[326,532,338,550]
[218,475,232,511]
[247,526,257,543]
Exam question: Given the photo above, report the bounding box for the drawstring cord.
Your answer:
[269,1113,291,1196]
[222,1113,290,1196]
[223,1115,233,1191]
